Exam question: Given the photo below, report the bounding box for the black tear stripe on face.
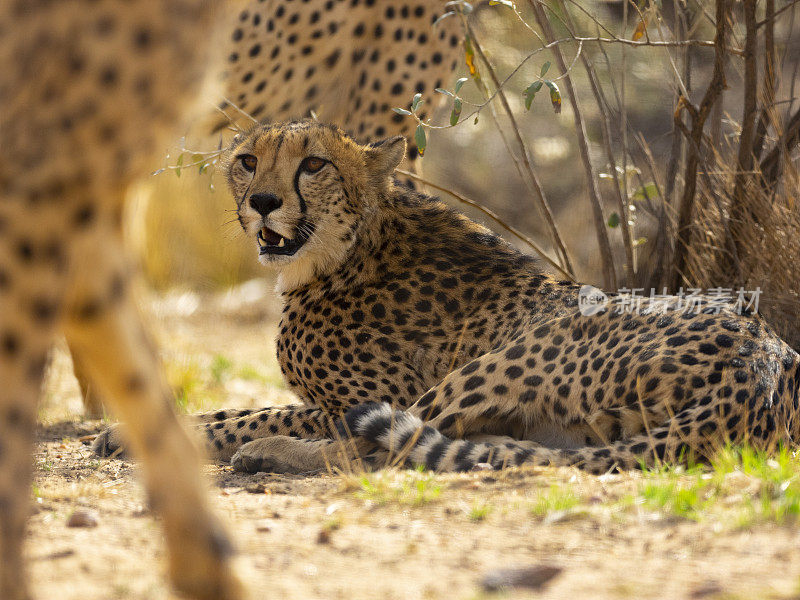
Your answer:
[293,159,336,215]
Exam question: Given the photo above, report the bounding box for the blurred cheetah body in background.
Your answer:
[0,1,245,599]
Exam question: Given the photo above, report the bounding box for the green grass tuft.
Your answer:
[469,501,493,522]
[355,469,443,507]
[635,444,800,526]
[530,484,581,517]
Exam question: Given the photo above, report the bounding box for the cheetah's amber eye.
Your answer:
[300,156,326,173]
[238,154,257,172]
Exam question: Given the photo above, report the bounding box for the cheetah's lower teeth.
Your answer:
[258,226,285,246]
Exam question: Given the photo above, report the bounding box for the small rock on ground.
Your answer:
[471,463,495,472]
[67,509,99,528]
[482,564,563,592]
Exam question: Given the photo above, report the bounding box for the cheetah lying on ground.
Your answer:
[68,0,465,415]
[97,121,800,475]
[0,2,243,599]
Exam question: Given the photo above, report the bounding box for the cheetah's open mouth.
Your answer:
[256,220,313,256]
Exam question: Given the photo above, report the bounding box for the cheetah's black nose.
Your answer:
[249,193,282,217]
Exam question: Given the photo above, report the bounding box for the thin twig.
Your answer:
[395,168,575,281]
[670,0,730,291]
[220,96,258,125]
[753,0,777,161]
[655,0,689,289]
[756,0,800,27]
[459,14,576,278]
[557,0,741,54]
[620,0,630,275]
[530,0,617,289]
[760,106,800,186]
[723,0,759,285]
[553,0,636,284]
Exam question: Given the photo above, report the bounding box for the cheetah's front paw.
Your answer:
[231,437,328,474]
[92,424,128,458]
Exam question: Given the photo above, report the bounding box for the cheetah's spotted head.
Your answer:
[223,120,406,290]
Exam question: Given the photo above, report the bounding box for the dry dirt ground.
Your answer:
[28,282,800,600]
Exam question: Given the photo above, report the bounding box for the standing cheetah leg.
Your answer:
[64,218,242,600]
[0,204,68,600]
[67,339,106,418]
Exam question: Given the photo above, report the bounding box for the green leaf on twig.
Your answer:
[450,97,463,126]
[523,80,543,111]
[415,124,427,156]
[544,80,561,114]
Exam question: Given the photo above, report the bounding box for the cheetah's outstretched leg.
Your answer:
[230,435,389,474]
[198,406,338,461]
[64,218,243,600]
[96,404,339,462]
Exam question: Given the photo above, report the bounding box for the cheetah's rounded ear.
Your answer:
[365,136,407,180]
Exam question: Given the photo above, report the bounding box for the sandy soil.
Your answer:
[28,283,800,600]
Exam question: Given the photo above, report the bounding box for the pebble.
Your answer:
[67,509,99,528]
[471,463,495,472]
[481,564,562,592]
[316,529,331,544]
[690,582,724,598]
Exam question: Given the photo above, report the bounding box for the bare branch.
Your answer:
[395,169,576,282]
[753,0,777,160]
[459,15,576,278]
[760,106,800,186]
[756,0,800,27]
[563,4,637,285]
[532,0,621,288]
[670,0,730,291]
[721,0,759,286]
